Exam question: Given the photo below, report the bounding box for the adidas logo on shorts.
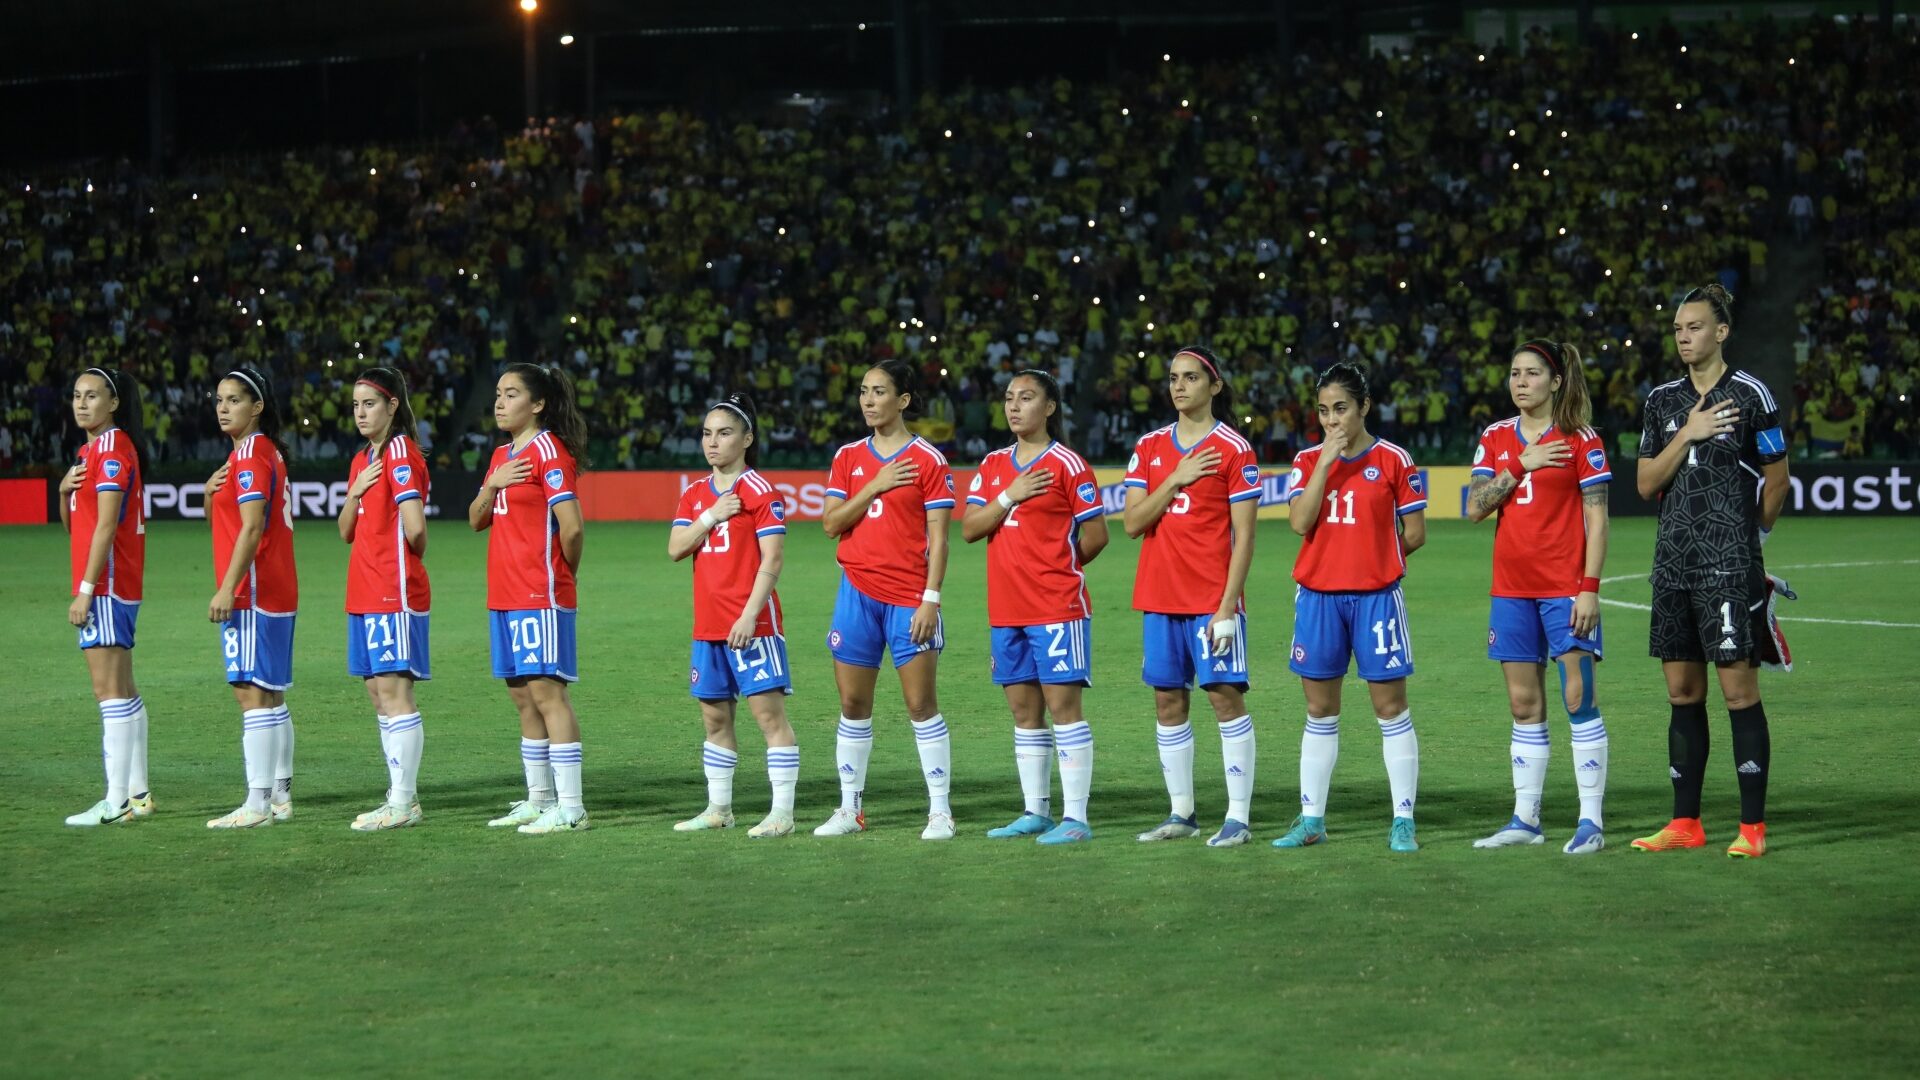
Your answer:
[1051,661,1070,673]
[1719,637,1738,650]
[753,670,770,681]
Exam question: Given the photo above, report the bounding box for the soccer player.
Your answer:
[337,367,432,832]
[61,368,155,827]
[204,366,299,829]
[964,370,1110,845]
[668,394,802,839]
[469,363,591,835]
[1631,284,1789,858]
[814,359,958,840]
[1123,346,1262,848]
[1466,340,1612,855]
[1274,362,1428,852]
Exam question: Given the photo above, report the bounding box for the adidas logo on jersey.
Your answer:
[1737,760,1762,775]
[852,467,866,477]
[1496,451,1510,461]
[1665,419,1679,433]
[1150,457,1162,466]
[753,670,770,682]
[1051,661,1070,673]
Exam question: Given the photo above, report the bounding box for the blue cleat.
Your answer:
[1136,814,1201,842]
[1206,819,1253,847]
[1389,816,1419,852]
[986,812,1054,838]
[1472,815,1547,849]
[1562,818,1606,855]
[1036,818,1093,845]
[1272,815,1327,848]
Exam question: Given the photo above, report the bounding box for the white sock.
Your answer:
[1013,726,1054,818]
[1156,721,1196,819]
[767,744,799,814]
[271,705,294,800]
[126,696,150,797]
[241,708,278,812]
[1379,711,1419,819]
[835,716,872,812]
[703,741,737,808]
[1300,715,1340,819]
[1054,720,1093,823]
[550,741,583,811]
[1570,716,1609,827]
[521,737,555,806]
[387,712,424,804]
[376,714,398,798]
[100,698,137,808]
[1511,722,1550,827]
[1219,714,1256,824]
[913,714,953,816]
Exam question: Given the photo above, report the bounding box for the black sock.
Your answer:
[1730,702,1771,825]
[1669,702,1710,819]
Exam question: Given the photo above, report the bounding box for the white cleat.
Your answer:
[1135,814,1202,842]
[673,805,736,832]
[207,805,274,830]
[487,800,551,828]
[65,799,133,827]
[128,793,155,819]
[812,808,866,836]
[748,811,795,839]
[351,801,422,832]
[1472,816,1548,849]
[517,804,590,834]
[922,812,956,840]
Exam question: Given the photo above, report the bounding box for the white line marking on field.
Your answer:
[1597,559,1920,629]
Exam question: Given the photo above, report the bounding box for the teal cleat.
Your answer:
[1389,816,1419,852]
[1272,815,1327,848]
[986,812,1054,838]
[1036,818,1093,845]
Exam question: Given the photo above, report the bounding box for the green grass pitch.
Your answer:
[2,515,1916,1077]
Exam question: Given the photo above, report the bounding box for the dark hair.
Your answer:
[220,365,291,462]
[1513,339,1595,434]
[1008,369,1066,444]
[503,362,591,467]
[353,366,417,452]
[1315,361,1371,408]
[1170,345,1236,424]
[1680,283,1735,329]
[76,367,149,481]
[866,359,922,420]
[705,393,759,467]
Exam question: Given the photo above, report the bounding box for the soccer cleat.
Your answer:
[1036,818,1093,845]
[922,811,956,840]
[128,793,155,819]
[1136,814,1201,842]
[65,799,133,827]
[673,805,736,832]
[270,799,294,822]
[986,812,1054,838]
[1562,819,1605,855]
[350,801,422,832]
[486,800,551,828]
[747,811,795,839]
[517,804,590,834]
[206,805,273,829]
[1630,817,1707,852]
[1727,822,1767,859]
[1389,817,1419,852]
[1473,816,1547,848]
[812,808,866,836]
[1271,815,1327,848]
[1206,819,1253,847]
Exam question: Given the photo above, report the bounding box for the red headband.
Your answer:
[1174,349,1220,381]
[1516,341,1563,378]
[356,377,398,400]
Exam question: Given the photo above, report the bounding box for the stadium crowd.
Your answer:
[3,18,1914,473]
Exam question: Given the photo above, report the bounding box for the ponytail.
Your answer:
[354,365,418,452]
[503,362,591,467]
[1551,342,1594,434]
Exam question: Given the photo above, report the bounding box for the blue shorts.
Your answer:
[347,611,433,680]
[223,609,297,691]
[990,620,1092,686]
[1141,611,1249,690]
[78,596,138,650]
[1488,596,1603,664]
[1288,585,1414,683]
[690,636,794,700]
[489,608,578,682]
[828,576,943,670]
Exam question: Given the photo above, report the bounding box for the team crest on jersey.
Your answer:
[945,474,955,492]
[102,458,122,480]
[1473,443,1486,465]
[1408,473,1424,493]
[1076,482,1097,504]
[237,470,255,492]
[393,465,412,485]
[1241,464,1260,486]
[770,501,786,521]
[1363,466,1381,482]
[968,473,983,493]
[1586,448,1605,471]
[545,468,564,489]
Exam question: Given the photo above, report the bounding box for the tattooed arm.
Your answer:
[1466,472,1519,523]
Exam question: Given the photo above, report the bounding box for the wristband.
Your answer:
[922,589,941,605]
[697,509,718,530]
[78,580,95,597]
[996,491,1015,511]
[1758,526,1771,548]
[1505,459,1527,481]
[1580,576,1601,594]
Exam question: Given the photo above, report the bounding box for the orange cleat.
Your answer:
[1630,817,1707,851]
[1727,822,1767,858]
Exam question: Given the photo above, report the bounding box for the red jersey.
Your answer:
[969,441,1104,627]
[1125,422,1262,615]
[1286,438,1425,593]
[345,435,432,614]
[1472,418,1611,598]
[674,469,788,640]
[211,433,299,612]
[68,427,145,602]
[825,436,956,608]
[484,431,579,611]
